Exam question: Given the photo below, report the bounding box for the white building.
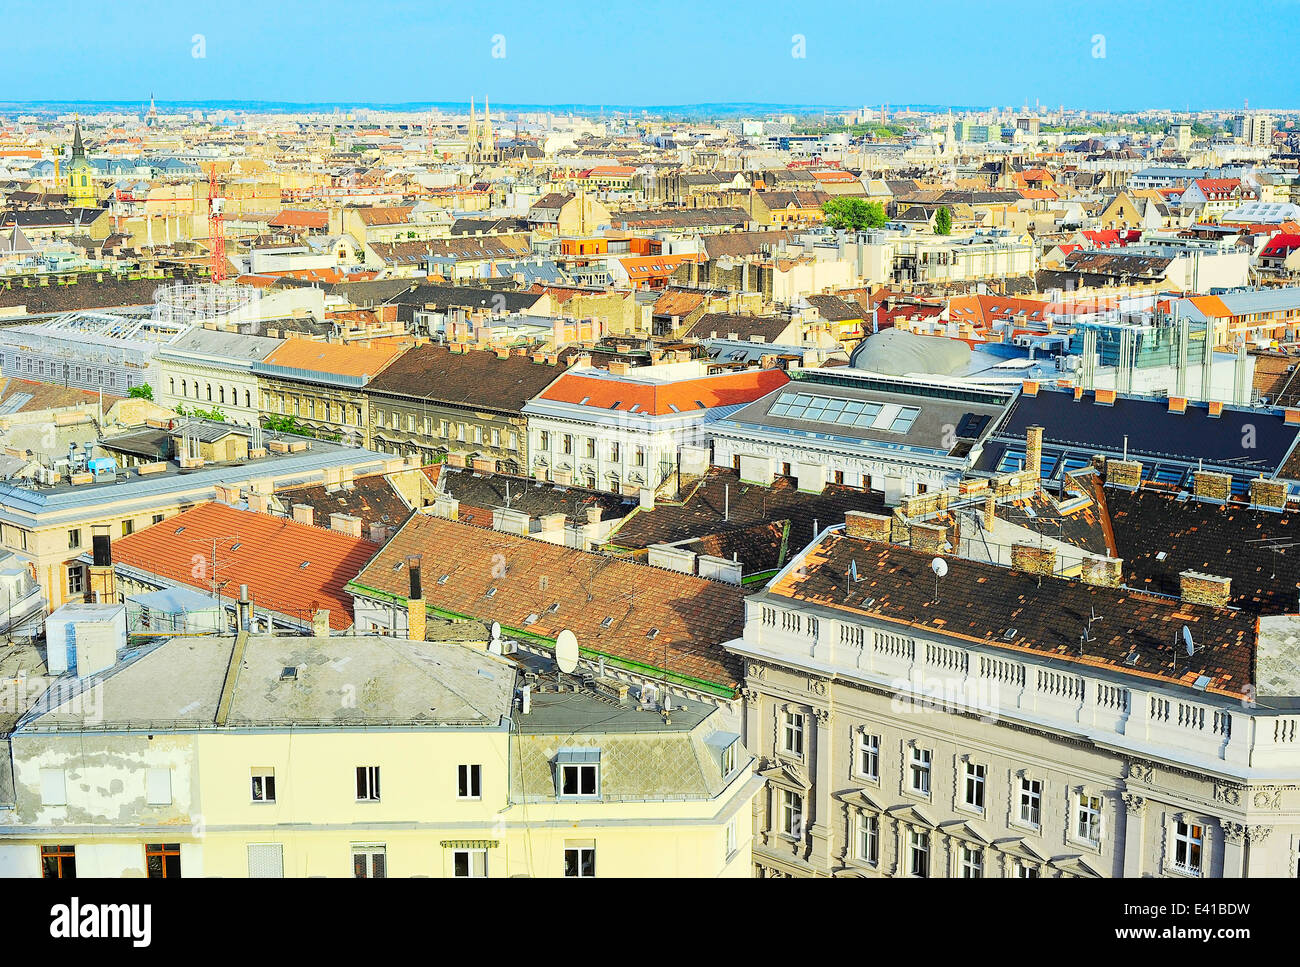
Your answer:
[522,363,790,494]
[155,329,286,425]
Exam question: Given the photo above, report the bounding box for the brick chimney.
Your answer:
[845,510,891,542]
[1025,425,1043,481]
[1079,554,1123,588]
[1250,477,1286,510]
[1010,543,1056,577]
[1179,571,1231,608]
[1192,470,1231,504]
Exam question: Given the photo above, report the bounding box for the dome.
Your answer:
[849,327,971,376]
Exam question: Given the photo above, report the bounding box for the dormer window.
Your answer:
[555,748,600,799]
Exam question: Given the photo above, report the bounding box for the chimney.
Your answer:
[1010,543,1056,577]
[1025,425,1043,482]
[1179,570,1231,608]
[88,524,115,603]
[608,360,631,375]
[237,583,252,632]
[311,609,331,637]
[845,510,892,542]
[248,492,270,514]
[639,488,655,510]
[329,512,363,537]
[1079,554,1123,588]
[538,512,566,545]
[407,555,427,642]
[1104,458,1142,490]
[1192,470,1231,504]
[292,503,314,526]
[1250,477,1287,511]
[983,492,996,530]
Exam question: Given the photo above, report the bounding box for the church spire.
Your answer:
[71,118,85,160]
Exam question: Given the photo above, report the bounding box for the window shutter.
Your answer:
[247,844,284,878]
[146,768,172,805]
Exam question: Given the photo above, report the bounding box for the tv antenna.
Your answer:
[930,556,948,603]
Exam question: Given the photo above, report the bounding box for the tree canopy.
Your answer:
[822,197,887,232]
[934,206,952,236]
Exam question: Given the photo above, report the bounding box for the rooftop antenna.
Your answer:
[1172,624,1199,677]
[930,556,948,603]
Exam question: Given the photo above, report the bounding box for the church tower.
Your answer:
[66,118,96,207]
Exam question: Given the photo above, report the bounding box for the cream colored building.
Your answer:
[0,632,758,878]
[731,511,1300,878]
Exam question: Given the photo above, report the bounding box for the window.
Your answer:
[152,514,164,525]
[251,768,276,803]
[453,848,487,878]
[1075,792,1102,845]
[559,762,599,798]
[857,732,880,780]
[909,747,932,796]
[720,738,738,777]
[67,566,84,596]
[585,437,596,459]
[959,845,983,878]
[352,845,386,878]
[1173,820,1204,876]
[1016,861,1040,878]
[562,434,573,455]
[539,430,549,449]
[1018,777,1041,827]
[856,813,879,864]
[41,844,76,879]
[457,764,482,800]
[121,519,134,537]
[146,768,172,806]
[247,844,284,878]
[67,528,81,550]
[908,829,930,877]
[963,762,985,811]
[724,819,738,858]
[782,710,805,757]
[780,789,804,837]
[356,766,381,802]
[145,843,181,879]
[40,769,66,806]
[564,846,596,878]
[610,441,620,462]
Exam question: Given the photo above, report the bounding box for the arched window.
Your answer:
[218,386,225,404]
[169,378,175,394]
[181,379,187,396]
[206,384,212,402]
[244,389,251,408]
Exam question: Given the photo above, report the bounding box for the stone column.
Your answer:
[1244,826,1274,878]
[1121,793,1146,878]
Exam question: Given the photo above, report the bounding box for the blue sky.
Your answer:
[1,0,1296,111]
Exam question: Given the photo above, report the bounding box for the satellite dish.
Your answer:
[555,629,579,674]
[490,621,501,641]
[850,559,859,582]
[931,557,949,578]
[1182,625,1195,656]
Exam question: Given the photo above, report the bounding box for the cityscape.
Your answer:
[0,4,1296,914]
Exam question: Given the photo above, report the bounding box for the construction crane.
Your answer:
[207,164,227,283]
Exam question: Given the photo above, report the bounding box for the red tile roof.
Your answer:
[269,209,329,230]
[538,368,789,416]
[112,502,378,629]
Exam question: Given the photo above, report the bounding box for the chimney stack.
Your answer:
[311,609,331,637]
[1025,425,1043,483]
[407,554,427,642]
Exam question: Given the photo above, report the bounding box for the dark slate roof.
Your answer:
[274,472,413,530]
[1105,486,1300,615]
[768,534,1257,698]
[364,344,565,414]
[437,466,636,527]
[685,312,792,343]
[394,284,543,315]
[0,272,201,313]
[605,469,886,573]
[980,389,1300,476]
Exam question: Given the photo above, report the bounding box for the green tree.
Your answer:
[822,197,887,232]
[262,414,312,437]
[176,404,226,422]
[128,384,153,401]
[934,206,952,236]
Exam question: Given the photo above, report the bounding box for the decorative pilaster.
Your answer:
[1221,821,1247,878]
[1121,793,1146,878]
[809,706,834,869]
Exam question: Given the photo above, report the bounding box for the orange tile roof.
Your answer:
[262,337,404,380]
[618,253,705,280]
[538,368,789,415]
[113,502,378,629]
[1185,294,1234,318]
[269,209,329,229]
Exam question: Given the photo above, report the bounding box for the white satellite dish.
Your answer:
[555,629,579,674]
[490,621,501,641]
[850,559,859,582]
[1182,625,1195,657]
[931,557,949,578]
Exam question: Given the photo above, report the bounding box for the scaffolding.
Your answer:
[152,281,261,328]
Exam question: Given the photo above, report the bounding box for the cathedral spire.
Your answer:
[71,118,85,160]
